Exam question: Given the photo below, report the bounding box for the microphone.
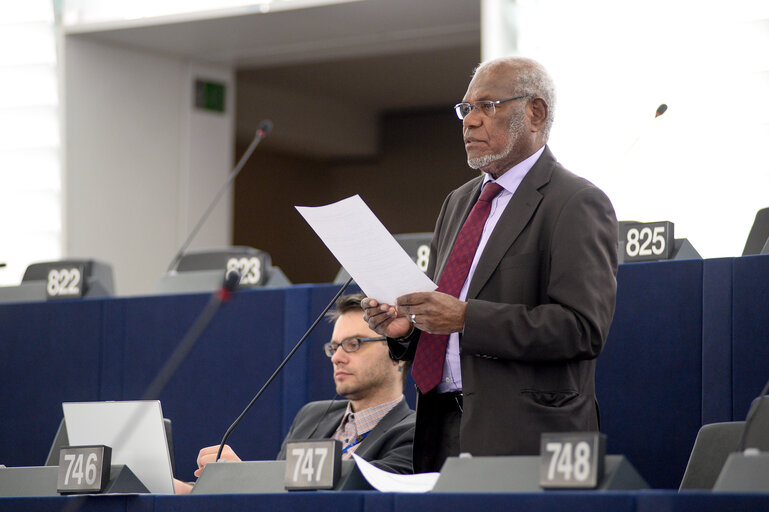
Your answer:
[616,103,669,166]
[142,269,241,400]
[62,270,240,512]
[214,277,354,462]
[166,120,273,273]
[61,270,241,512]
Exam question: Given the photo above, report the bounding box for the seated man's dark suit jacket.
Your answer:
[389,146,618,470]
[276,399,415,474]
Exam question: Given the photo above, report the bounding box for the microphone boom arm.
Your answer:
[167,121,272,273]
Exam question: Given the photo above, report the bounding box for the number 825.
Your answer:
[625,226,666,257]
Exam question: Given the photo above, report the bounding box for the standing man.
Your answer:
[177,294,414,493]
[362,56,618,473]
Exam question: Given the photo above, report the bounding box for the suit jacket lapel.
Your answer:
[466,147,555,299]
[354,400,410,459]
[311,404,346,439]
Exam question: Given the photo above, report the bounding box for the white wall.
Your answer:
[0,3,61,287]
[482,0,769,259]
[64,37,234,295]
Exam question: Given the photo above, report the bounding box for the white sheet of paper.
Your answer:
[296,195,436,304]
[352,453,439,493]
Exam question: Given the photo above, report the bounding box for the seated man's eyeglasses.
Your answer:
[324,337,387,357]
[454,93,534,120]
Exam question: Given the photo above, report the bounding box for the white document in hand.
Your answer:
[296,194,437,305]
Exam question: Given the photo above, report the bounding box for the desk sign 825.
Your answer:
[539,432,606,489]
[620,221,674,262]
[284,440,341,490]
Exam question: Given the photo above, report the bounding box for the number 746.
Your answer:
[63,452,98,486]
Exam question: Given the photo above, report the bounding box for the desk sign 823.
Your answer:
[620,221,674,262]
[539,432,606,489]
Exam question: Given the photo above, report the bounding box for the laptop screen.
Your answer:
[62,400,174,494]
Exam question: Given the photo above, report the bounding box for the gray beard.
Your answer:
[467,110,526,170]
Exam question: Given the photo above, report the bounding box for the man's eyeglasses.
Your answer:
[454,94,534,120]
[324,337,387,357]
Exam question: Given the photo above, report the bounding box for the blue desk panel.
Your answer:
[1,256,764,491]
[701,258,734,423]
[110,288,291,480]
[4,491,769,512]
[0,299,105,466]
[597,259,703,489]
[731,255,769,420]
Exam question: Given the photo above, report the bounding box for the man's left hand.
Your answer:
[396,291,467,334]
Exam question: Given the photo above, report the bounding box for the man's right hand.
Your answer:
[194,444,241,477]
[361,297,412,339]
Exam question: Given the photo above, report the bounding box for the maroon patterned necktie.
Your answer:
[411,181,504,393]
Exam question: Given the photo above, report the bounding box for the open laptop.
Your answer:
[45,417,176,475]
[61,400,174,494]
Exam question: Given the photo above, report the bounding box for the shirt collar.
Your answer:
[482,145,546,193]
[338,395,404,436]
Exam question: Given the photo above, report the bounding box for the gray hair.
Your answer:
[474,57,556,141]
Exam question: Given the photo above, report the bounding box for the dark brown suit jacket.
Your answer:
[390,146,618,466]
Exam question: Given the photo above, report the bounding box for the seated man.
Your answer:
[175,293,414,493]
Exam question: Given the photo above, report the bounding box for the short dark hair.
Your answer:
[398,359,413,386]
[325,293,365,322]
[326,293,412,385]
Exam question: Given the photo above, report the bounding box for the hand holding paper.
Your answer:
[296,195,436,304]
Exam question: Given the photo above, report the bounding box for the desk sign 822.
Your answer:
[539,432,606,489]
[46,264,86,299]
[620,221,674,262]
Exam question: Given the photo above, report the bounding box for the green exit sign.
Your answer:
[194,79,226,113]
